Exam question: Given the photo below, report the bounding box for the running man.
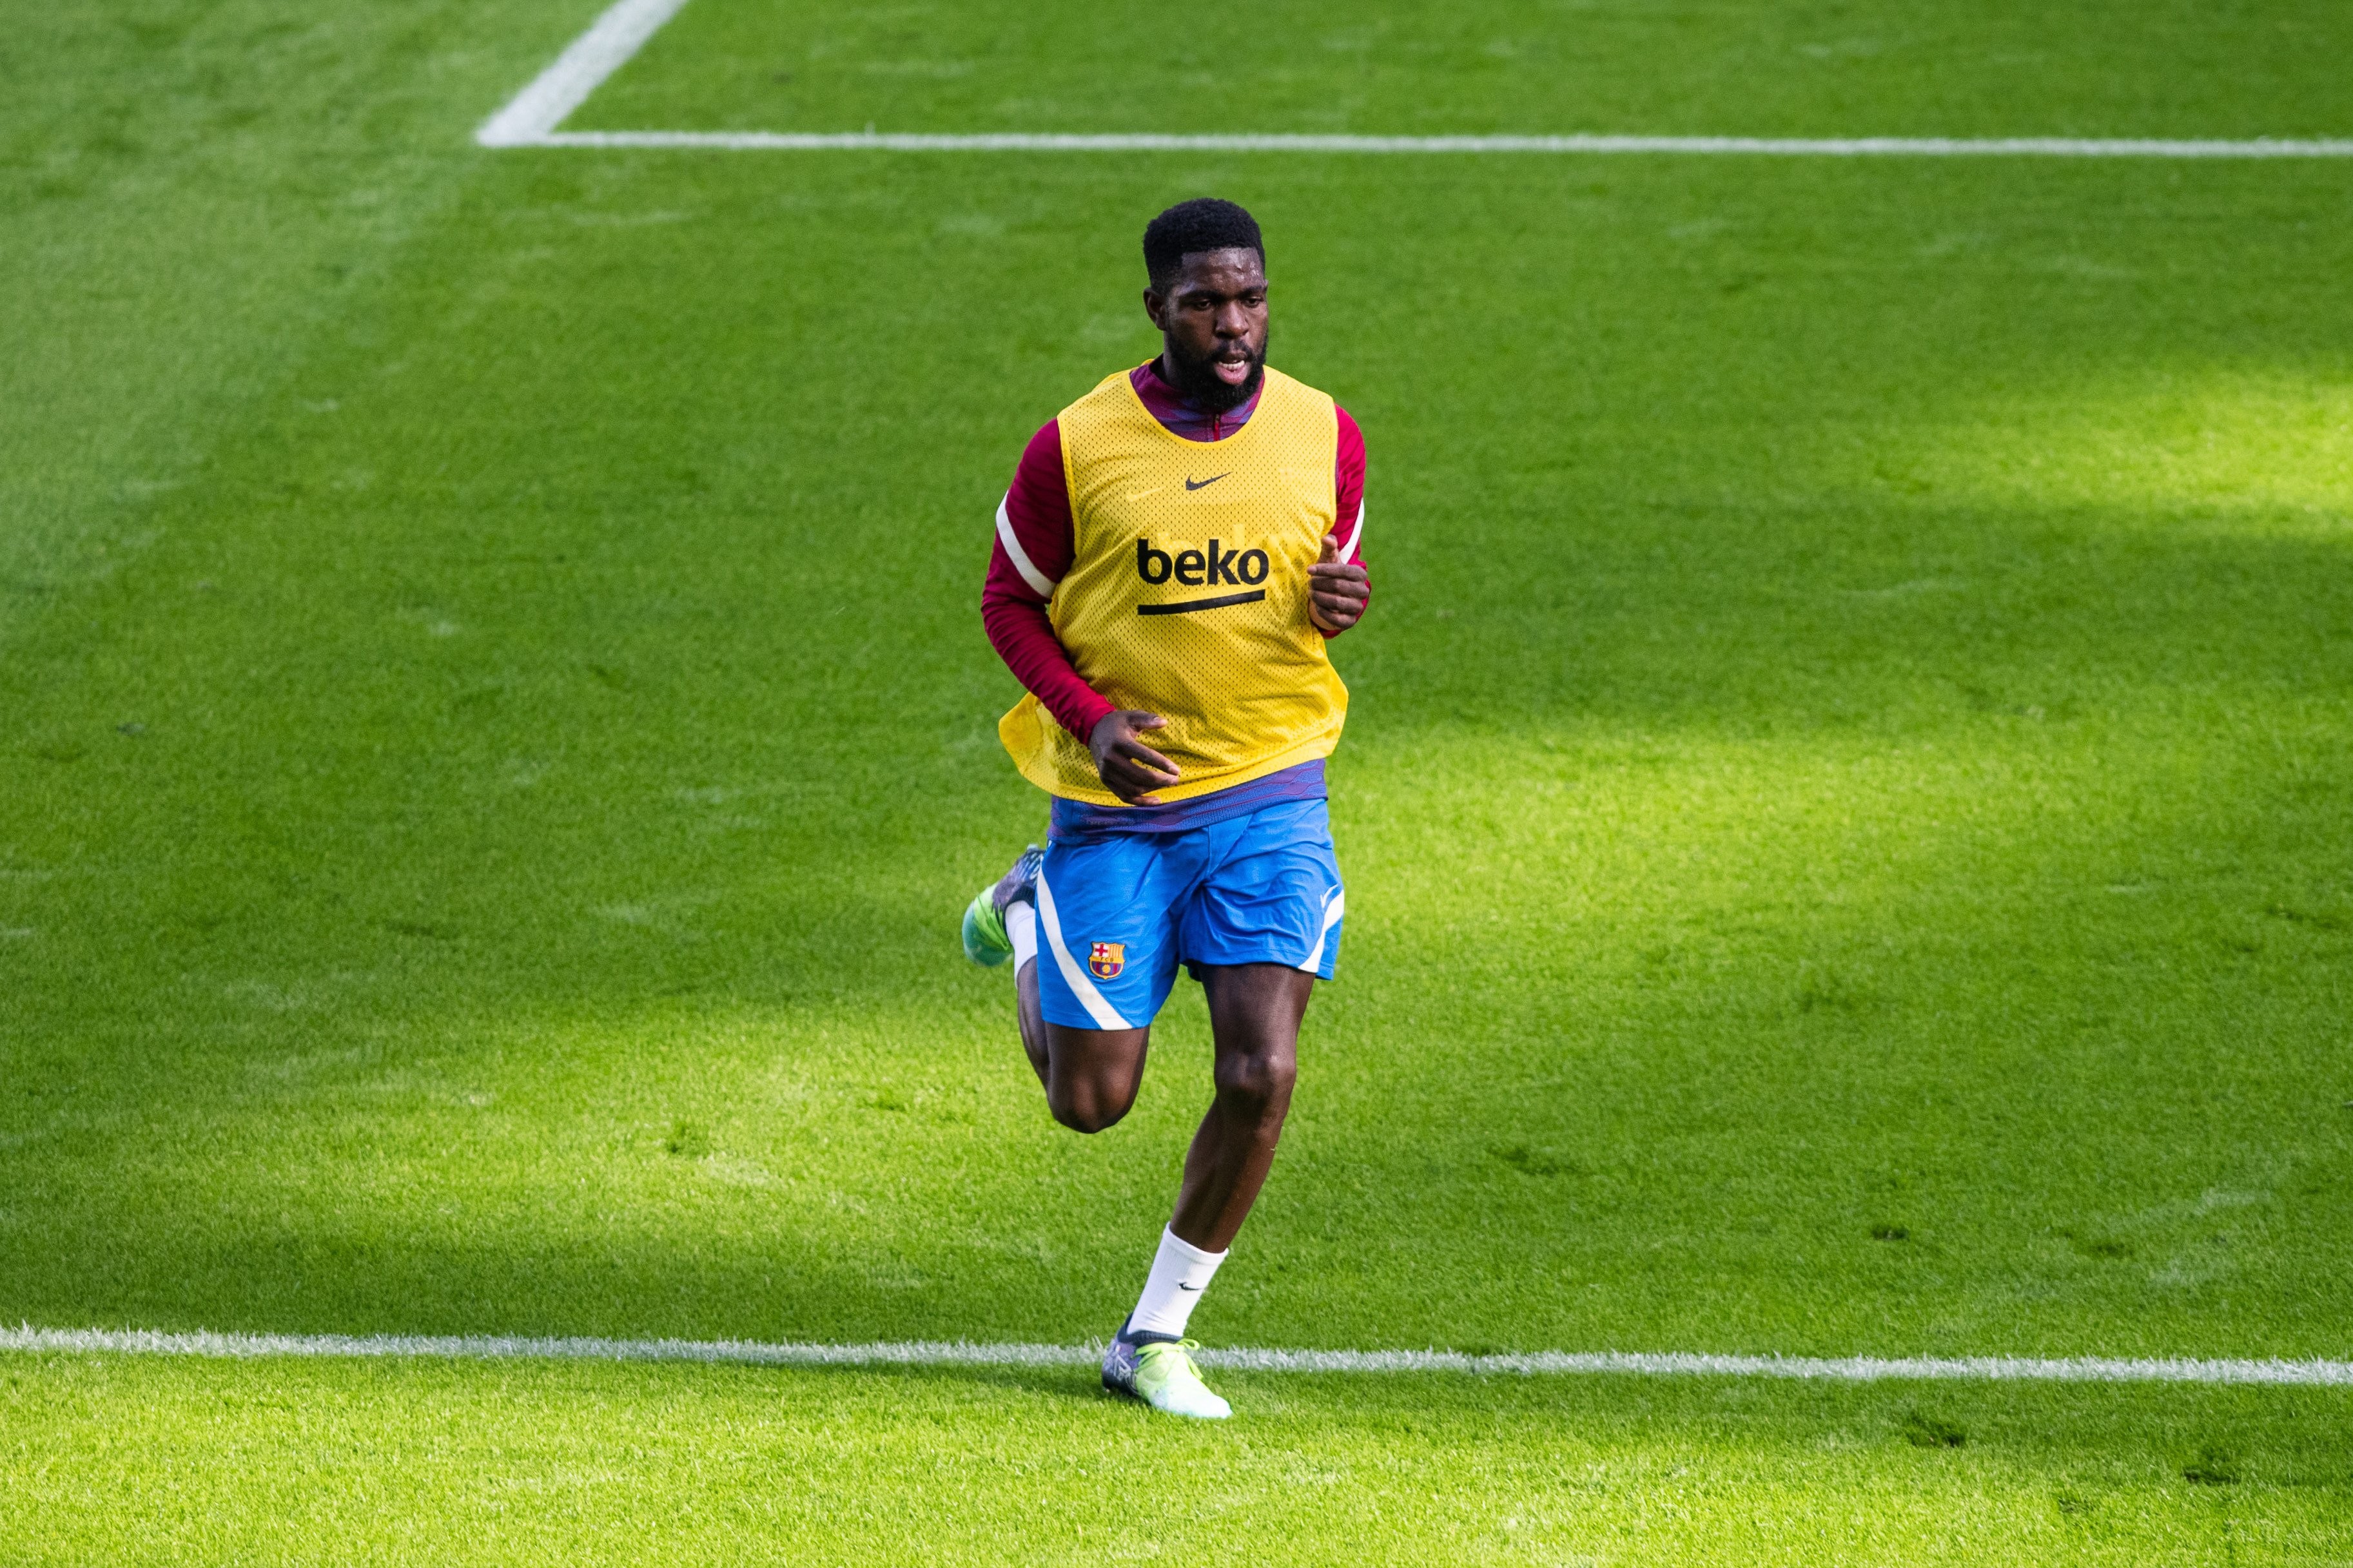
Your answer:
[961,199,1371,1418]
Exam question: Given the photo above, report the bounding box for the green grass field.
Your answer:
[5,0,2352,1560]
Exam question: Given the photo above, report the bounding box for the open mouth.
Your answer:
[1213,351,1255,385]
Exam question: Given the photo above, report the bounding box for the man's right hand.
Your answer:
[1091,710,1182,805]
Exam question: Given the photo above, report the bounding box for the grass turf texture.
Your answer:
[5,0,2353,1558]
[7,1358,2350,1566]
[580,0,2353,140]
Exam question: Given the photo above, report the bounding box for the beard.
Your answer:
[1162,327,1269,414]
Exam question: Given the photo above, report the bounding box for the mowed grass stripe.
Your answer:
[569,0,2353,142]
[11,1328,2353,1386]
[11,1352,2346,1567]
[486,0,2353,151]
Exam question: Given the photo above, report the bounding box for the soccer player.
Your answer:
[961,198,1370,1418]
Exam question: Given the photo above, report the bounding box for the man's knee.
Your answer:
[1214,1047,1296,1119]
[1050,1099,1126,1134]
[1048,1080,1135,1134]
[1041,1024,1149,1134]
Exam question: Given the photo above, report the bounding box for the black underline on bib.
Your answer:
[1137,590,1267,616]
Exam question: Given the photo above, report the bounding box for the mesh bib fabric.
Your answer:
[999,367,1349,805]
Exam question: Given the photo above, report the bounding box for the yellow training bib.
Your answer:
[999,366,1349,805]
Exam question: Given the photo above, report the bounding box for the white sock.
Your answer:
[1006,900,1037,972]
[1127,1226,1227,1340]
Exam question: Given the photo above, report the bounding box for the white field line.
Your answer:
[8,1327,2353,1386]
[523,130,2353,159]
[477,0,692,148]
[478,1,2353,160]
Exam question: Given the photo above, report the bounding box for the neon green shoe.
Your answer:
[961,844,1042,967]
[1102,1331,1231,1420]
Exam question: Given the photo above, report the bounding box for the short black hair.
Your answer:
[1143,198,1264,291]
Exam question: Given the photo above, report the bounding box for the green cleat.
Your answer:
[1102,1331,1232,1420]
[961,844,1043,967]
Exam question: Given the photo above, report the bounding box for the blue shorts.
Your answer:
[1034,797,1345,1031]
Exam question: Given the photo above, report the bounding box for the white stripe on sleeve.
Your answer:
[1335,498,1365,563]
[995,495,1059,599]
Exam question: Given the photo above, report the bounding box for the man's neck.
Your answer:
[1147,353,1189,402]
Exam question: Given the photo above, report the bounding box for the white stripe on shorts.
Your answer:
[1035,866,1130,1030]
[1299,887,1347,974]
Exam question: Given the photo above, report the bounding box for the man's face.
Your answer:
[1144,247,1269,412]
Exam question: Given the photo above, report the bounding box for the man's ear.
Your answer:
[1142,288,1167,330]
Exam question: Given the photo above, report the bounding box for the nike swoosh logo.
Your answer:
[1177,1282,1202,1291]
[1184,473,1229,492]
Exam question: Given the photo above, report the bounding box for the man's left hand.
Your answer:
[1307,533,1369,633]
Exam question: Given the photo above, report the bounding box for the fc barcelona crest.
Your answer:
[1088,942,1126,980]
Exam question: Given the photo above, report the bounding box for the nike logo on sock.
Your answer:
[1177,1282,1202,1291]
